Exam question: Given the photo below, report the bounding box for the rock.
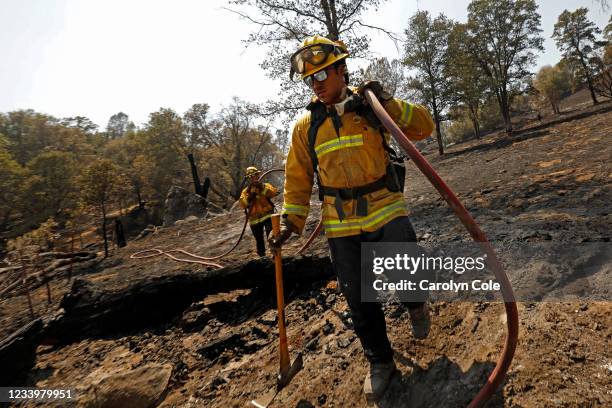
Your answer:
[78,363,172,408]
[210,376,227,390]
[257,312,277,327]
[337,337,352,348]
[305,337,319,351]
[163,186,207,227]
[251,326,269,339]
[295,400,315,408]
[174,215,200,225]
[420,232,432,240]
[322,320,334,335]
[135,225,157,240]
[198,333,244,360]
[325,294,336,304]
[180,307,211,331]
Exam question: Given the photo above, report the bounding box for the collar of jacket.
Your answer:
[306,86,354,111]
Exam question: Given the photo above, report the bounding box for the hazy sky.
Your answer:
[0,0,609,129]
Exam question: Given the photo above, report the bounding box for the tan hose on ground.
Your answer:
[131,168,295,266]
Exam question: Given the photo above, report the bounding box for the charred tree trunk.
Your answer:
[202,177,210,201]
[55,255,333,341]
[1,256,333,384]
[114,219,126,248]
[187,153,203,196]
[0,319,44,386]
[431,101,444,155]
[578,54,599,105]
[468,104,481,139]
[496,86,513,135]
[135,186,144,209]
[101,204,108,258]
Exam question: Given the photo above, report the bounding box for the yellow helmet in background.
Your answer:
[245,166,260,178]
[289,35,349,80]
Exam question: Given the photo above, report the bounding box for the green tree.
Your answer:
[467,0,544,134]
[226,0,397,123]
[142,108,188,200]
[447,23,490,139]
[357,57,408,99]
[0,110,94,165]
[533,64,572,114]
[592,45,612,99]
[103,133,150,208]
[60,116,99,134]
[197,99,283,206]
[403,11,455,155]
[592,16,612,99]
[106,112,130,139]
[22,151,78,224]
[78,159,122,258]
[0,144,25,233]
[0,110,60,165]
[552,8,602,105]
[183,103,211,150]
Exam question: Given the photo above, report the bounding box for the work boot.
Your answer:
[363,360,397,403]
[408,303,430,339]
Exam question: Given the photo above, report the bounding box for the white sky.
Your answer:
[0,0,609,130]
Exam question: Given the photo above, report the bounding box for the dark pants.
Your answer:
[250,217,272,256]
[328,216,424,363]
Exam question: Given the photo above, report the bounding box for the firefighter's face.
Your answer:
[312,64,346,105]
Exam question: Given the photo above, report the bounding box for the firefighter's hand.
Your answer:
[268,225,293,251]
[358,80,393,103]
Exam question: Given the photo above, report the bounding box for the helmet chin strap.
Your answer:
[321,86,348,107]
[333,87,363,116]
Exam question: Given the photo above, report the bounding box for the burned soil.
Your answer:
[1,101,611,408]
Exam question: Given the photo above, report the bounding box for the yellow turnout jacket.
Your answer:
[239,182,279,225]
[282,93,434,238]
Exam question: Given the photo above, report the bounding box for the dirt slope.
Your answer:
[2,101,611,408]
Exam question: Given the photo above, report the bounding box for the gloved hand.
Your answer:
[268,223,294,252]
[358,80,393,103]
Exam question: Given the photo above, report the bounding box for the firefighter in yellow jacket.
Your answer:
[239,166,279,256]
[270,36,436,402]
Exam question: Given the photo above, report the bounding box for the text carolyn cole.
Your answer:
[372,254,486,275]
[372,279,500,292]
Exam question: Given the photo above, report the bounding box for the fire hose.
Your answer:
[131,168,324,266]
[364,89,518,408]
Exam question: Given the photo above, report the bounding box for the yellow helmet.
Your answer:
[290,35,349,80]
[245,166,260,177]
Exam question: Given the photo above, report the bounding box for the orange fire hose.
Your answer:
[364,89,519,408]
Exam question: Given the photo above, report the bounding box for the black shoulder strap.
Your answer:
[356,103,404,162]
[306,101,328,174]
[306,101,329,201]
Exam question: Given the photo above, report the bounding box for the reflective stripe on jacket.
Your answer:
[282,94,434,238]
[239,182,279,225]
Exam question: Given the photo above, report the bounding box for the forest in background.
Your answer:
[0,0,610,255]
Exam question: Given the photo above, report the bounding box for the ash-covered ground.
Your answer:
[2,98,611,408]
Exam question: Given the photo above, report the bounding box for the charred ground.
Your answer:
[1,100,611,408]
